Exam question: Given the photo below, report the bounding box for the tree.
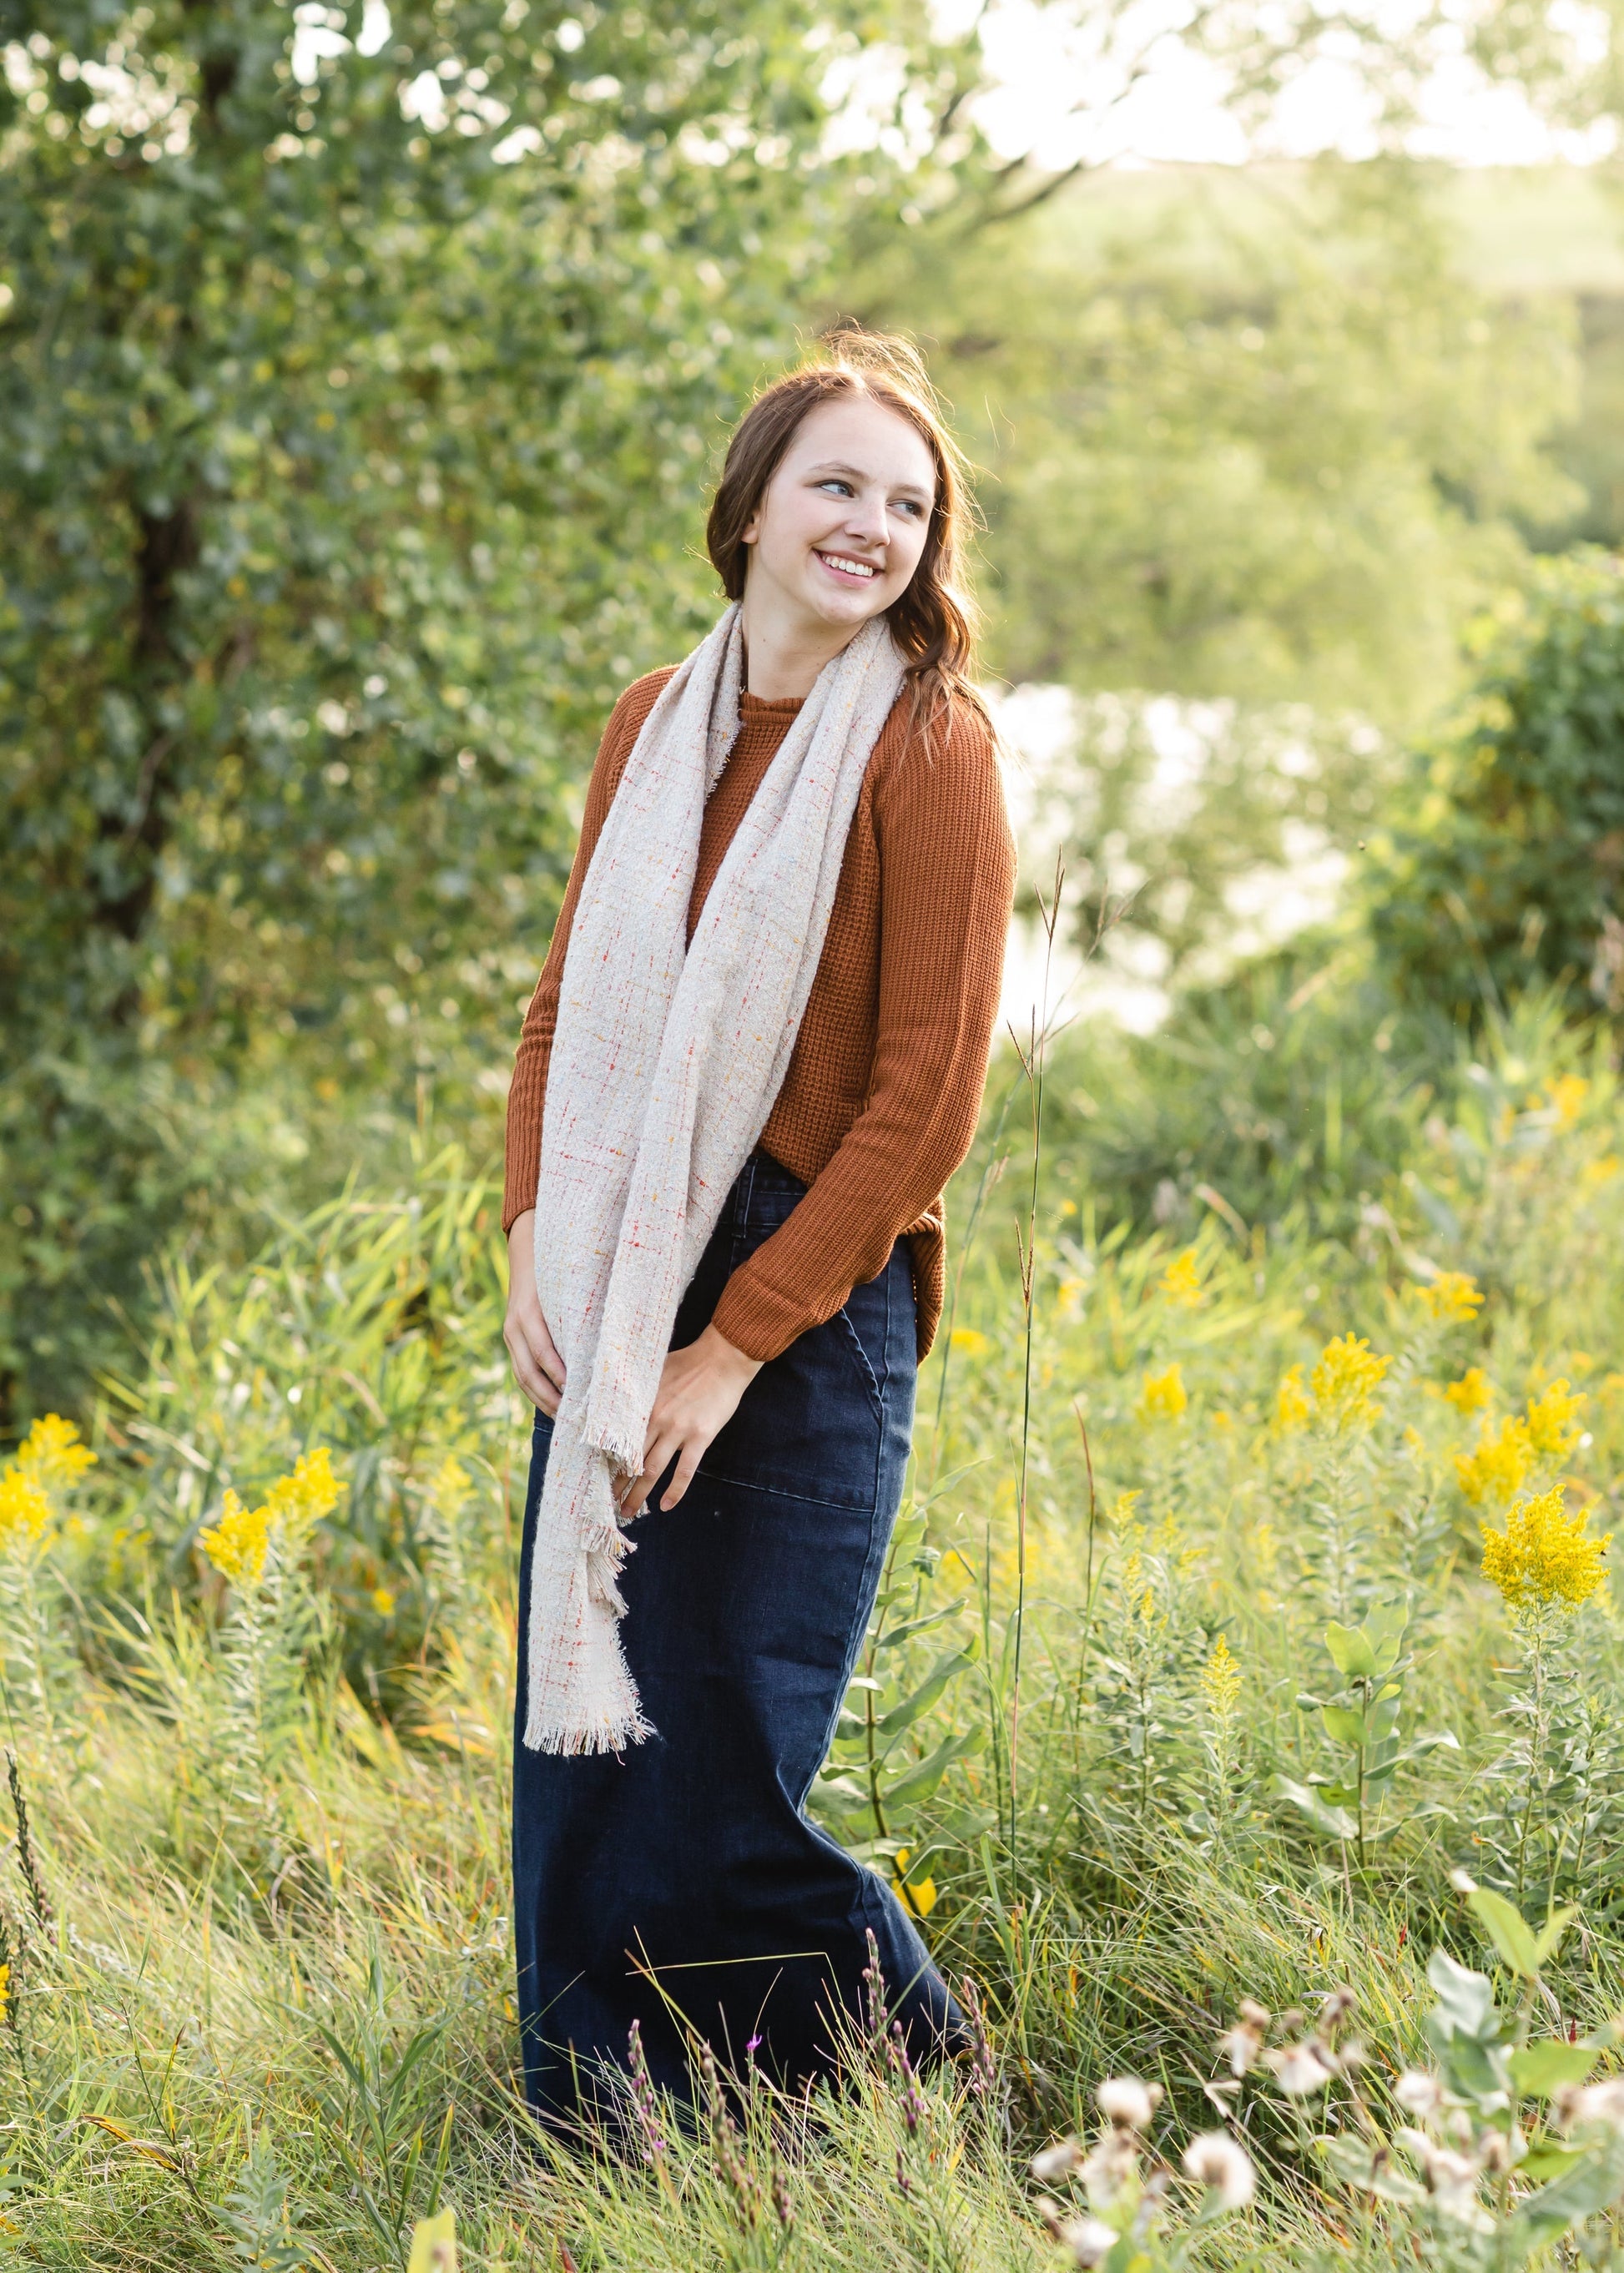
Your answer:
[0,0,969,1423]
[1369,550,1624,1024]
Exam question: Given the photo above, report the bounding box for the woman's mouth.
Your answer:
[816,551,879,583]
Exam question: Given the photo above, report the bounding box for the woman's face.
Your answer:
[739,394,937,638]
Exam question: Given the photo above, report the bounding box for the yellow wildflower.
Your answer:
[264,1446,341,1538]
[371,1587,396,1616]
[1110,1490,1142,1530]
[0,1963,11,2012]
[892,1848,937,1920]
[1139,1364,1188,1422]
[1581,1155,1620,1190]
[1480,1484,1610,1615]
[1158,1250,1203,1309]
[0,1471,53,1545]
[1444,1367,1492,1416]
[431,1455,472,1516]
[1455,1414,1532,1509]
[1525,1378,1586,1464]
[1417,1272,1483,1323]
[14,1414,96,1490]
[950,1328,989,1357]
[1273,1364,1311,1431]
[1544,1074,1589,1131]
[199,1490,272,1589]
[1310,1334,1390,1429]
[1201,1634,1243,1716]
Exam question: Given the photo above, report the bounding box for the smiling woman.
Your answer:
[499,330,1016,2128]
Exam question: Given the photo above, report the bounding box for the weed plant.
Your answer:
[7,996,1624,2264]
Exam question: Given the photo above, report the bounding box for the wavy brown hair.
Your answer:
[705,328,985,732]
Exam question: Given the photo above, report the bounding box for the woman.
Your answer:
[501,330,1016,2126]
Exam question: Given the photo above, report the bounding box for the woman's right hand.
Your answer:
[504,1209,567,1416]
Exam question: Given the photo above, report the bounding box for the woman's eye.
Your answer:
[817,479,853,496]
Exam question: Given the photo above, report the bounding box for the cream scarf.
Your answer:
[524,604,906,1753]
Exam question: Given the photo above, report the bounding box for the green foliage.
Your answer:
[0,0,968,1429]
[865,161,1579,722]
[1370,550,1624,1024]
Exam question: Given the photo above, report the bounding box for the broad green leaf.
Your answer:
[1427,1948,1498,2040]
[1513,2126,1624,2251]
[1275,1776,1357,1842]
[1468,1886,1541,1979]
[873,1599,971,1651]
[875,1647,980,1746]
[1321,1704,1368,1746]
[1533,1907,1578,1969]
[1510,2041,1598,2098]
[881,1725,986,1810]
[1323,1622,1378,1678]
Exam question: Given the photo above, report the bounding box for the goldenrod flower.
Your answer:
[0,1472,52,1545]
[950,1327,989,1357]
[1455,1414,1532,1508]
[891,1847,937,1918]
[1201,1634,1243,1716]
[1480,1484,1610,1615]
[1157,1250,1203,1308]
[1139,1364,1188,1421]
[1443,1367,1492,1416]
[199,1490,272,1589]
[1525,1378,1586,1463]
[1582,1155,1620,1190]
[1417,1273,1484,1323]
[431,1455,472,1516]
[1309,1334,1390,1429]
[371,1587,396,1616]
[1544,1074,1589,1131]
[14,1414,96,1489]
[0,1963,12,2012]
[264,1446,341,1537]
[1273,1364,1310,1431]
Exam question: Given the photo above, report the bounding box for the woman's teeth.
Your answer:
[818,552,876,580]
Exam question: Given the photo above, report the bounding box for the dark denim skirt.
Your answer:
[512,1147,959,2124]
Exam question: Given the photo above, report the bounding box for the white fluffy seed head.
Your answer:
[1097,2076,1162,2131]
[1264,2040,1337,2096]
[1057,2214,1120,2268]
[1031,2138,1085,2185]
[1181,2130,1256,2210]
[1393,2070,1444,2120]
[1563,2078,1624,2134]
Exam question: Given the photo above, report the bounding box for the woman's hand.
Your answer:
[618,1324,763,1518]
[503,1209,567,1416]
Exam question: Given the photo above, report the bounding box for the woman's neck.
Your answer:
[739,584,864,701]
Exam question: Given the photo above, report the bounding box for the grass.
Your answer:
[8,984,1624,2265]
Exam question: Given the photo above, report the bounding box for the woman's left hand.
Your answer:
[618,1324,763,1518]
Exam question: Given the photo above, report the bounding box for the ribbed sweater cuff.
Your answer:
[709,1272,815,1367]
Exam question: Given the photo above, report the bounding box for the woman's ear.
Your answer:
[739,514,760,547]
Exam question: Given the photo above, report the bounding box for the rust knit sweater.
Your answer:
[502,668,1016,1364]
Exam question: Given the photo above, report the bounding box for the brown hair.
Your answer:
[705,328,984,731]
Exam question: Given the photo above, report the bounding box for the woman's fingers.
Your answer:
[658,1443,704,1512]
[506,1328,559,1416]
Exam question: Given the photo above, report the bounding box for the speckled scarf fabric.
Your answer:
[523,605,905,1752]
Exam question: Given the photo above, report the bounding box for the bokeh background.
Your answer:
[5,0,1624,1430]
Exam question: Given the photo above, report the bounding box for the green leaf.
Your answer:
[1510,2041,1599,2099]
[1533,1907,1578,1970]
[873,1598,971,1651]
[1274,1776,1357,1842]
[1323,1621,1378,1678]
[880,1725,986,1810]
[1321,1704,1368,1746]
[1516,2143,1585,2183]
[1513,2127,1624,2252]
[875,1646,980,1746]
[1467,1886,1542,1979]
[1427,1947,1498,2041]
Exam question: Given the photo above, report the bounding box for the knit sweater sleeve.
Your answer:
[710,702,1016,1363]
[501,673,673,1233]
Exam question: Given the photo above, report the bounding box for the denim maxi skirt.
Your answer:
[512,1147,960,2124]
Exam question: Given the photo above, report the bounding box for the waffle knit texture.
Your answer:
[522,607,907,1752]
[506,653,1016,1370]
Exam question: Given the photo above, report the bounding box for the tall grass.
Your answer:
[5,995,1624,2264]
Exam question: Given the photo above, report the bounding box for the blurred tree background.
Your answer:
[5,0,1624,1429]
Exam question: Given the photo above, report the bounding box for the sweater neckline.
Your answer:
[739,689,804,716]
